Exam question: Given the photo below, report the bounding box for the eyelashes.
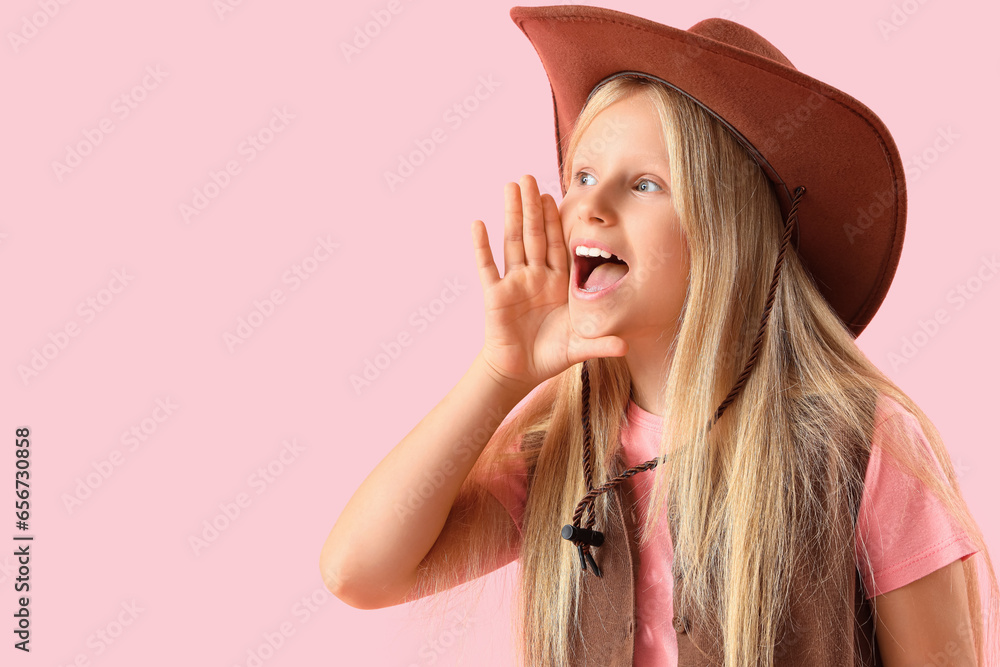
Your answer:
[571,170,663,192]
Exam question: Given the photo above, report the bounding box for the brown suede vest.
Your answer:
[567,448,883,666]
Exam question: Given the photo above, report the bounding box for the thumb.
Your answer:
[566,335,629,367]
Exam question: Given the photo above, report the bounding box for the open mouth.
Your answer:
[574,252,630,292]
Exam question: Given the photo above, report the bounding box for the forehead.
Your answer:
[572,96,669,164]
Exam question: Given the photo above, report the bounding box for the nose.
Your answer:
[575,181,616,226]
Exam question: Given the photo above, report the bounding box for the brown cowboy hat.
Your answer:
[510,4,906,337]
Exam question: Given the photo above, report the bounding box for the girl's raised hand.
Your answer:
[471,174,628,393]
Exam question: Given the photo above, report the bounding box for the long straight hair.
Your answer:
[406,76,999,667]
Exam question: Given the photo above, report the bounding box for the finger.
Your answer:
[504,181,525,274]
[540,193,567,272]
[566,336,629,367]
[472,220,500,289]
[520,174,546,267]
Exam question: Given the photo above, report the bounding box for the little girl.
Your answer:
[321,6,999,666]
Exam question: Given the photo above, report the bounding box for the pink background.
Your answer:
[2,0,997,664]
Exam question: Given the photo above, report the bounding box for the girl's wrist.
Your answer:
[473,350,535,403]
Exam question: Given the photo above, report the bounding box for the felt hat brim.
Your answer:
[510,5,907,337]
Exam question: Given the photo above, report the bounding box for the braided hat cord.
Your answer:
[562,186,806,577]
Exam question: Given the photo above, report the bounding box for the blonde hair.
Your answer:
[405,75,1000,666]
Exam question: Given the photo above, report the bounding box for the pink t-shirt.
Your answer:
[483,389,978,666]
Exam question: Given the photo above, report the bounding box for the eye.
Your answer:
[572,170,596,187]
[636,178,662,192]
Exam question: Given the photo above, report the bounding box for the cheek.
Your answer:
[558,205,572,238]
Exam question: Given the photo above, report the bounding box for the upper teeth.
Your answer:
[575,245,616,259]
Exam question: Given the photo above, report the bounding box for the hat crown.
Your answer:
[687,18,796,69]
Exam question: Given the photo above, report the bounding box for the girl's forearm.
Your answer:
[319,350,530,608]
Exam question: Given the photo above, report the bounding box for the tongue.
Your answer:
[583,262,628,291]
